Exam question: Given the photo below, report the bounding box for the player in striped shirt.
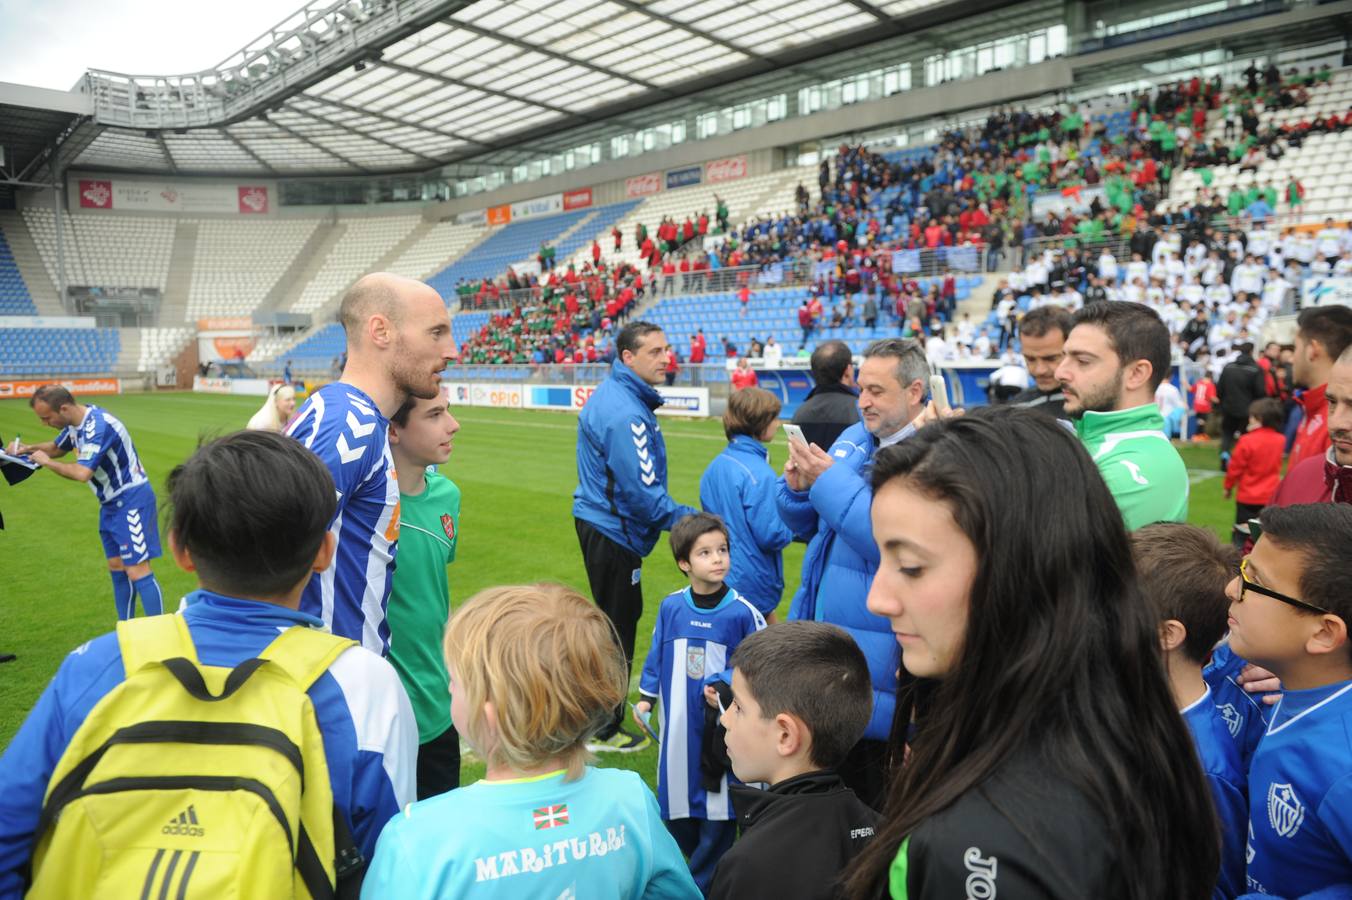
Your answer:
[19,385,163,620]
[637,513,767,895]
[286,273,455,656]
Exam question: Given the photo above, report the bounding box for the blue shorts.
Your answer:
[99,484,161,565]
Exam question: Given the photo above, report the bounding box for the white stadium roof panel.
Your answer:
[50,0,1000,176]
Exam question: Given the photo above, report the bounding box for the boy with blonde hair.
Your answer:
[363,584,700,898]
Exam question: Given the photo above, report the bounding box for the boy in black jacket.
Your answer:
[710,621,878,900]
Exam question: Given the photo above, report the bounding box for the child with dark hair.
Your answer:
[1228,503,1352,896]
[636,512,767,895]
[1133,523,1247,900]
[709,621,878,900]
[1,430,417,895]
[1225,397,1286,547]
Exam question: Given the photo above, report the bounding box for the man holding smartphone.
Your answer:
[776,338,929,808]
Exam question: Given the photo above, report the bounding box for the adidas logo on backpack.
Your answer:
[27,615,364,899]
[162,805,204,838]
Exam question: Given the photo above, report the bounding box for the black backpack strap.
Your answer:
[161,656,268,701]
[333,804,365,899]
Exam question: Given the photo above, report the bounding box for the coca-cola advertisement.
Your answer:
[562,188,593,211]
[625,173,661,198]
[705,155,748,184]
[237,186,269,214]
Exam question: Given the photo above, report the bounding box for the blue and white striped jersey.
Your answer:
[639,587,766,821]
[55,405,149,504]
[287,383,400,656]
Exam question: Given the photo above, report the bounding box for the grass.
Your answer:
[0,393,1233,790]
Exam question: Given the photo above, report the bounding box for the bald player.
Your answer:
[285,273,455,655]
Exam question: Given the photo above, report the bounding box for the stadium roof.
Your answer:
[5,0,1031,180]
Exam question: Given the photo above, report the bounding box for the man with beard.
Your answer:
[1287,305,1352,467]
[286,273,455,655]
[1056,301,1188,530]
[1273,346,1352,505]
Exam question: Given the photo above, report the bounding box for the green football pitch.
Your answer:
[0,392,1235,789]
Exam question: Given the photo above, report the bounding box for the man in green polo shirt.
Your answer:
[1055,301,1188,530]
[387,386,463,798]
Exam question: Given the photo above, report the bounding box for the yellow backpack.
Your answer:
[29,614,362,899]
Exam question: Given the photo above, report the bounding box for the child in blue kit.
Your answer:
[636,513,767,896]
[1133,523,1248,899]
[1228,504,1352,897]
[362,584,700,899]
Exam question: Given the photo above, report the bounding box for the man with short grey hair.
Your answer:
[776,337,930,808]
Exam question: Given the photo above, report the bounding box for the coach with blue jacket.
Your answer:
[776,338,929,808]
[575,320,697,752]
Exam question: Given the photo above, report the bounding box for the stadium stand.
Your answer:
[288,215,422,315]
[136,326,194,372]
[20,210,174,293]
[386,221,490,282]
[0,327,119,376]
[186,218,320,320]
[0,228,36,316]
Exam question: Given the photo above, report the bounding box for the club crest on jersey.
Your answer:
[441,514,456,542]
[1267,783,1305,838]
[686,646,705,679]
[1218,703,1242,737]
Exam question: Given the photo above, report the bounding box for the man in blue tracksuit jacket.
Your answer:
[776,338,930,808]
[575,321,698,749]
[0,431,417,897]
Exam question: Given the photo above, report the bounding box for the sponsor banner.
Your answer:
[563,188,593,211]
[440,382,524,409]
[1303,277,1352,308]
[705,155,747,184]
[626,173,661,198]
[666,166,702,190]
[196,317,253,331]
[511,194,563,221]
[76,178,270,215]
[0,377,120,399]
[0,315,96,329]
[1031,185,1106,220]
[191,376,273,396]
[456,209,488,226]
[487,205,512,226]
[198,336,256,363]
[524,383,708,417]
[237,186,268,214]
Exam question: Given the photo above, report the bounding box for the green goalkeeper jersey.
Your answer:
[1074,403,1188,530]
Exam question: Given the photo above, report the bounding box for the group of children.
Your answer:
[5,394,1352,899]
[1135,513,1352,898]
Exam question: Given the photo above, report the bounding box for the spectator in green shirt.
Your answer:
[387,387,464,799]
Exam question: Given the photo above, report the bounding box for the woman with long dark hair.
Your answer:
[845,407,1219,899]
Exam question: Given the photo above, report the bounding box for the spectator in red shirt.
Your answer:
[1289,305,1352,467]
[661,260,676,296]
[682,218,695,245]
[612,226,622,252]
[1192,372,1219,438]
[798,301,815,349]
[738,285,751,316]
[690,331,707,364]
[1224,399,1287,547]
[923,220,944,249]
[731,357,758,390]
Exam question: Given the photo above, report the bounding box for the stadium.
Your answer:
[3,0,1352,895]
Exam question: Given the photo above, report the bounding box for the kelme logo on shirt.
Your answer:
[533,804,569,830]
[1268,783,1305,838]
[162,805,204,837]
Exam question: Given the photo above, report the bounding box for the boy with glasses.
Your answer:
[1226,503,1352,895]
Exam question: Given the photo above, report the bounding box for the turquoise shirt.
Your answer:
[362,767,701,899]
[1074,403,1188,530]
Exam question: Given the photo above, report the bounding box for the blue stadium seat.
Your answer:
[0,328,119,377]
[0,227,37,316]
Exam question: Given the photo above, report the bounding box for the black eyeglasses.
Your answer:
[1238,558,1331,615]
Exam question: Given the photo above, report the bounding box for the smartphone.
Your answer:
[782,423,808,445]
[630,703,659,742]
[929,374,951,414]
